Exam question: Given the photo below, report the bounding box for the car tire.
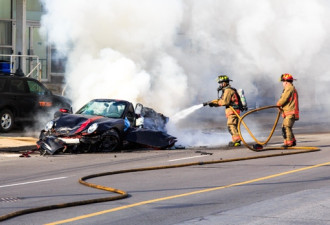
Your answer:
[100,129,121,152]
[0,109,14,132]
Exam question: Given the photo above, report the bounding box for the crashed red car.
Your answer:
[37,99,177,155]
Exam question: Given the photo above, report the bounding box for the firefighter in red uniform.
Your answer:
[209,75,242,147]
[277,73,299,147]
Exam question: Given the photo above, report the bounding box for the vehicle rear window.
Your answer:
[9,80,26,93]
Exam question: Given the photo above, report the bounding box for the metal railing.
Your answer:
[0,54,42,81]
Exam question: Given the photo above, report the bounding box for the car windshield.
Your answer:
[76,100,126,118]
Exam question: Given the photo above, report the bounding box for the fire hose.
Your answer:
[0,106,320,222]
[229,105,319,152]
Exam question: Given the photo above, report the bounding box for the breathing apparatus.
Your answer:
[216,75,231,92]
[217,84,224,93]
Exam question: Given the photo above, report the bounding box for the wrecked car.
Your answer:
[37,99,177,155]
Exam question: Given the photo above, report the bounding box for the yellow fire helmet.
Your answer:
[216,75,232,83]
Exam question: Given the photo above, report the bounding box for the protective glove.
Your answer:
[209,99,219,107]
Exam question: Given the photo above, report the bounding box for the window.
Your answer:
[0,21,12,46]
[0,0,13,61]
[27,80,47,95]
[0,20,12,58]
[26,0,43,21]
[9,79,26,93]
[0,0,11,20]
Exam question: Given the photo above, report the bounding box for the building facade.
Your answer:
[0,0,65,87]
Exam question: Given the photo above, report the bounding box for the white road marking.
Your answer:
[0,177,68,188]
[169,155,208,162]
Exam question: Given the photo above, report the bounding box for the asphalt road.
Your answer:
[1,130,330,225]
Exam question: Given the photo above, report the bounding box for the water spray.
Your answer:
[170,104,203,124]
[202,84,222,107]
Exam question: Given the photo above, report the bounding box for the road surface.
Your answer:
[1,130,330,225]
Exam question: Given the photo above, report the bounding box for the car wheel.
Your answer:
[100,129,121,152]
[0,109,14,132]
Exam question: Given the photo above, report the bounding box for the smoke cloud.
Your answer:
[40,0,330,146]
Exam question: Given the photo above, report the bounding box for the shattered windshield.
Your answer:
[76,100,126,118]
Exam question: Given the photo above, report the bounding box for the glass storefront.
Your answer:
[0,0,13,62]
[0,20,12,55]
[0,0,11,19]
[0,0,65,82]
[26,25,47,80]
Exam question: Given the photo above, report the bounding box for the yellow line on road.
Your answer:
[46,161,330,225]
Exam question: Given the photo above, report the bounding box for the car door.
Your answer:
[7,78,35,121]
[0,77,10,111]
[126,103,135,126]
[26,79,54,115]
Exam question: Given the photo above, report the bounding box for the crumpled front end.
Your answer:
[37,135,66,155]
[37,113,125,155]
[37,131,103,155]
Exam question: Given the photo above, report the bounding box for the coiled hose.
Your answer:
[230,105,319,152]
[0,106,320,222]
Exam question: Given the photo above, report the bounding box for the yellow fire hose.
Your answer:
[229,105,319,152]
[0,106,320,222]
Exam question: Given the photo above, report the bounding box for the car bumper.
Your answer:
[58,137,80,144]
[37,134,101,155]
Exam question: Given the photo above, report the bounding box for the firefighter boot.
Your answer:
[282,140,294,148]
[228,141,241,147]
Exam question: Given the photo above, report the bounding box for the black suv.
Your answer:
[0,74,72,132]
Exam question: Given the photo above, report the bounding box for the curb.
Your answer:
[0,137,38,152]
[0,145,37,152]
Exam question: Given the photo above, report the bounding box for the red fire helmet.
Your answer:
[280,73,296,82]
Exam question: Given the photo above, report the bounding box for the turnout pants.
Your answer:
[282,115,296,146]
[227,114,241,142]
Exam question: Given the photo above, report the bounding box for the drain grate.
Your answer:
[0,197,22,203]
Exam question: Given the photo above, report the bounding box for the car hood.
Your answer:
[53,113,124,136]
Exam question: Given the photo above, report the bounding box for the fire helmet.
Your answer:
[280,73,295,82]
[216,75,232,83]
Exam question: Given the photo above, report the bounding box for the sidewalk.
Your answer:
[0,136,38,152]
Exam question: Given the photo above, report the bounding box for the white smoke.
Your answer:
[40,0,187,113]
[40,0,330,146]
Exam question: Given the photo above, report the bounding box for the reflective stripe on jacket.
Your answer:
[276,83,299,120]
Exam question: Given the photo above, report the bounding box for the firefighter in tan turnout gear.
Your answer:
[277,73,299,147]
[207,75,242,147]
